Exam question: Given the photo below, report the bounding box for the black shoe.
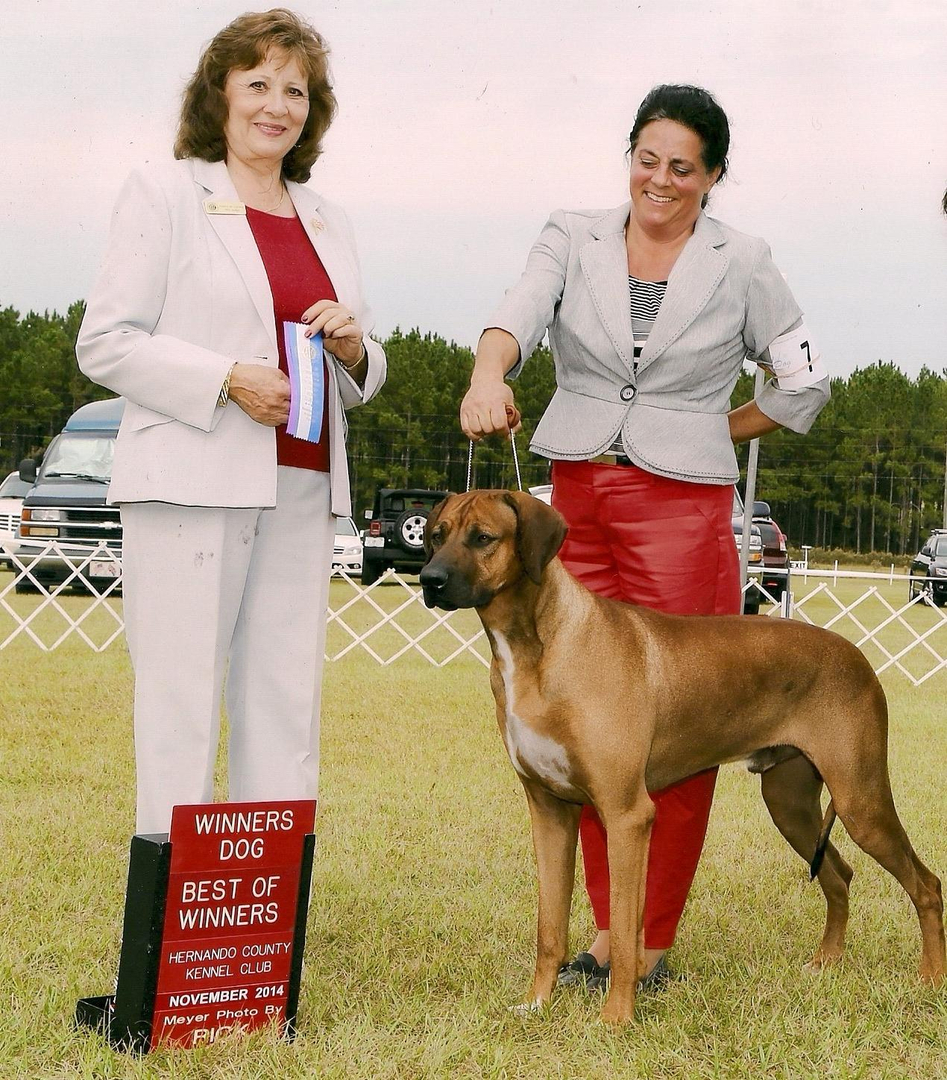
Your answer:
[557,952,605,988]
[587,960,611,992]
[560,953,675,994]
[637,954,673,992]
[583,954,674,994]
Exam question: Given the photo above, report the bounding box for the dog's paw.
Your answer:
[802,948,842,975]
[507,999,545,1018]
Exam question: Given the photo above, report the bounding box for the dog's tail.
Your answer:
[809,799,837,880]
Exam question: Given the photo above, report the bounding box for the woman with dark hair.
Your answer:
[461,84,829,990]
[77,9,385,833]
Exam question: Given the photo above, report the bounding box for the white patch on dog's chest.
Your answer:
[493,631,571,787]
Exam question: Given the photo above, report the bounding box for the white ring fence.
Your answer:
[2,542,946,686]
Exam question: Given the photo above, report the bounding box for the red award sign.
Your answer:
[152,800,316,1048]
[76,798,316,1053]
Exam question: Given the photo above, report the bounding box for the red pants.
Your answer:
[551,459,741,949]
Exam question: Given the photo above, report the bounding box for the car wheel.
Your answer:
[911,576,934,602]
[395,508,429,553]
[361,558,383,586]
[14,576,39,594]
[742,584,761,615]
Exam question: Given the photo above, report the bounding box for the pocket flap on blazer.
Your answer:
[121,403,176,433]
[531,387,627,457]
[622,404,738,482]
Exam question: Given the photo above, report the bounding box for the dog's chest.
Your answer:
[492,631,573,791]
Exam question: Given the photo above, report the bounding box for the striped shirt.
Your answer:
[606,276,668,456]
[629,275,667,361]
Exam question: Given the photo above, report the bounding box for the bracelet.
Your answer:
[217,363,236,407]
[337,342,367,372]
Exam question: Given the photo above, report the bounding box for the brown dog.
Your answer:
[420,489,945,1024]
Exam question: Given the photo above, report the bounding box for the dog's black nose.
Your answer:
[419,564,448,591]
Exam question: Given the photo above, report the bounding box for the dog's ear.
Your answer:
[423,494,454,560]
[503,490,568,585]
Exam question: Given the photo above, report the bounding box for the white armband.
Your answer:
[760,323,827,390]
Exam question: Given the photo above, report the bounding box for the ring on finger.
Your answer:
[345,313,355,322]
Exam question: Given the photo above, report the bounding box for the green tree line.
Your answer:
[2,304,946,554]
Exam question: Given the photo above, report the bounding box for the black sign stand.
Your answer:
[76,830,315,1053]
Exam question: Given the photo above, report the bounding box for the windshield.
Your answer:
[0,472,32,498]
[41,433,114,482]
[335,517,358,536]
[934,536,947,557]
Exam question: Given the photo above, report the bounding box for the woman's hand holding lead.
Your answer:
[460,380,522,440]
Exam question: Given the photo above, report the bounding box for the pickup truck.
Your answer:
[15,397,124,593]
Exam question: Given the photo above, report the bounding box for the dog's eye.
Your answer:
[476,533,495,546]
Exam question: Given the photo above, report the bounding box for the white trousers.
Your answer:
[121,467,334,833]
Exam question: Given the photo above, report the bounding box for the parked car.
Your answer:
[908,529,947,606]
[528,484,553,504]
[750,501,791,601]
[15,397,124,593]
[730,489,767,613]
[732,519,764,614]
[0,470,33,570]
[331,515,363,574]
[361,488,450,585]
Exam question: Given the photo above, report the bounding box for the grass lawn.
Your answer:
[0,589,945,1077]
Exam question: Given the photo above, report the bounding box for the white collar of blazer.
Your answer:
[191,157,358,352]
[580,202,730,378]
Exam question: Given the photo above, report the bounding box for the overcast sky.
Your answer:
[3,0,945,379]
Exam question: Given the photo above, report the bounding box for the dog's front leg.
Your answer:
[599,793,655,1025]
[522,780,581,1006]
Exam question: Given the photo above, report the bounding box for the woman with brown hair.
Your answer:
[77,9,385,833]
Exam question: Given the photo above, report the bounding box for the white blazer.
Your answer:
[77,158,386,516]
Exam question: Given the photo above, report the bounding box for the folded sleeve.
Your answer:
[76,167,235,432]
[743,240,830,434]
[483,210,570,379]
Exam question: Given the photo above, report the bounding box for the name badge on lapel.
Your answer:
[203,199,246,216]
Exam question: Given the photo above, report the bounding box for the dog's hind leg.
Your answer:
[522,782,582,1005]
[827,770,945,985]
[760,754,854,972]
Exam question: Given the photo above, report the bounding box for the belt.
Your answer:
[588,452,634,466]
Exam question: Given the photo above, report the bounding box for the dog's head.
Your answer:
[419,489,568,610]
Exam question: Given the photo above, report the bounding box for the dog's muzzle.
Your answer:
[419,563,456,610]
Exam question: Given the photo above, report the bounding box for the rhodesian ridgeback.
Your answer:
[419,489,945,1024]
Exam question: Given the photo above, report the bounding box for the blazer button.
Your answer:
[619,384,637,403]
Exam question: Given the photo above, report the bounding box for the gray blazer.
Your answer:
[488,202,830,484]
